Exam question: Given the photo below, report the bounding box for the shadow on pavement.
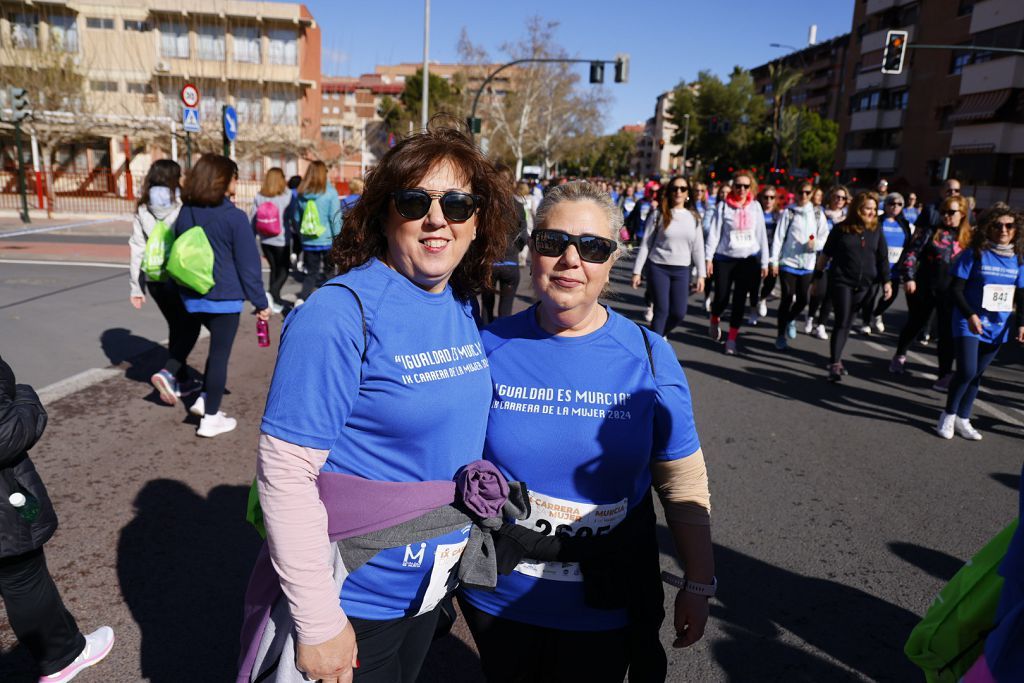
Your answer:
[991,471,1021,491]
[887,542,963,582]
[0,642,37,682]
[117,480,261,682]
[100,327,164,369]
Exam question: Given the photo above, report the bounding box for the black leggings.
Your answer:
[808,271,833,324]
[0,548,85,676]
[300,250,331,300]
[261,244,290,306]
[777,271,814,335]
[895,288,954,376]
[829,283,871,364]
[148,281,199,382]
[349,605,441,683]
[458,598,629,683]
[481,265,521,324]
[711,256,761,329]
[190,313,240,415]
[756,271,777,304]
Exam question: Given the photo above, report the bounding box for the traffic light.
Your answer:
[882,30,909,74]
[9,87,29,122]
[466,117,481,134]
[614,54,629,83]
[589,61,605,84]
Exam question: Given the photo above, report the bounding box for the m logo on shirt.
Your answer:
[403,542,427,568]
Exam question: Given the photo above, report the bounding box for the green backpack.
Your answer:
[141,219,174,282]
[166,225,216,295]
[300,199,325,238]
[904,519,1018,682]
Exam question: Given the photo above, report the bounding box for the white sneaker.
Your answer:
[935,412,955,440]
[813,324,829,340]
[269,301,284,315]
[189,392,206,417]
[704,297,712,313]
[872,315,885,334]
[293,298,305,308]
[954,417,983,441]
[803,315,814,335]
[40,626,114,682]
[197,411,237,438]
[758,299,768,318]
[746,314,759,327]
[857,324,872,335]
[643,304,654,323]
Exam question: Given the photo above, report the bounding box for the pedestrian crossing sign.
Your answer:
[182,106,201,133]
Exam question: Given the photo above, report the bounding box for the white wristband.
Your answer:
[661,571,717,597]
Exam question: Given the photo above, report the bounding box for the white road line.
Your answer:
[0,258,127,269]
[0,217,128,239]
[37,367,121,405]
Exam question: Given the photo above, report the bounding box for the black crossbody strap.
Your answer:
[324,283,367,363]
[636,322,656,377]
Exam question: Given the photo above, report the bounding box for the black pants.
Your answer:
[895,288,955,376]
[481,265,521,324]
[348,605,441,683]
[808,271,833,325]
[300,250,330,300]
[147,281,199,383]
[869,280,900,318]
[261,244,290,306]
[191,313,239,416]
[648,262,692,337]
[458,598,629,683]
[711,256,761,329]
[829,283,871,364]
[756,271,777,304]
[0,548,85,676]
[777,271,814,335]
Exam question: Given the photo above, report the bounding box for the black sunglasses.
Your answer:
[392,189,482,222]
[670,186,689,193]
[734,183,751,190]
[941,210,960,217]
[531,228,617,263]
[995,222,1016,231]
[799,190,813,195]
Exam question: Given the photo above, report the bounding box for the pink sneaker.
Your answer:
[40,627,114,683]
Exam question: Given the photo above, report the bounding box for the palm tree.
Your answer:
[768,63,802,169]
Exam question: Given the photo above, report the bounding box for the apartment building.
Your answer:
[630,91,684,179]
[750,33,851,123]
[837,0,1022,204]
[320,74,401,182]
[0,0,320,179]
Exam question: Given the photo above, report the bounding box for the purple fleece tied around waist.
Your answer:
[236,459,509,682]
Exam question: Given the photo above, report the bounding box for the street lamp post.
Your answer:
[681,113,690,174]
[421,0,430,131]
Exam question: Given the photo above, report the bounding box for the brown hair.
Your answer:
[181,154,238,207]
[138,159,181,209]
[297,160,329,196]
[260,167,287,197]
[838,191,880,234]
[970,205,1023,258]
[657,176,700,232]
[329,124,516,301]
[347,178,364,194]
[936,196,973,250]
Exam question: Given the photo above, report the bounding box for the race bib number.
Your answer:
[887,247,903,265]
[514,491,628,583]
[731,230,755,247]
[982,284,1014,313]
[414,537,468,616]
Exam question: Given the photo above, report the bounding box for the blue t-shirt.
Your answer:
[764,209,777,244]
[261,258,492,620]
[904,207,919,225]
[460,306,701,631]
[180,293,243,313]
[881,217,906,276]
[952,248,1024,344]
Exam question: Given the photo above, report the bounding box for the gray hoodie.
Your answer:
[128,191,182,297]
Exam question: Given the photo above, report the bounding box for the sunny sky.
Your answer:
[302,0,854,134]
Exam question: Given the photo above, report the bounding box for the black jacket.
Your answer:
[499,201,530,264]
[822,222,890,288]
[0,357,58,558]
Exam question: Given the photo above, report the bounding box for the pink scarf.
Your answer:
[725,193,754,230]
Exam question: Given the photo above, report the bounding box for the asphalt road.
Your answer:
[0,242,1021,682]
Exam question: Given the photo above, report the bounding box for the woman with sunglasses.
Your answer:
[813,192,890,382]
[889,195,971,383]
[769,181,829,350]
[459,180,712,682]
[936,208,1024,440]
[631,176,705,340]
[860,192,912,335]
[247,126,515,683]
[805,186,850,339]
[750,186,781,325]
[705,171,770,355]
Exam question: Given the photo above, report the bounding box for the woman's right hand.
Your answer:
[705,261,713,277]
[130,295,145,309]
[631,274,642,289]
[968,314,984,335]
[904,280,916,295]
[296,623,359,683]
[770,265,779,278]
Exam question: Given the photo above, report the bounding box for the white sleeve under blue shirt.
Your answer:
[261,258,493,620]
[460,306,701,631]
[953,248,1024,344]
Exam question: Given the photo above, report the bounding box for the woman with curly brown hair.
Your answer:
[245,125,517,683]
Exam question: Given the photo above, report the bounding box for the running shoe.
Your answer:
[269,301,284,315]
[935,412,955,439]
[827,363,843,383]
[803,315,814,335]
[758,299,768,318]
[920,332,931,346]
[889,355,906,374]
[872,316,885,334]
[775,336,788,350]
[933,373,953,392]
[708,322,721,342]
[813,324,829,340]
[746,314,759,327]
[786,321,797,339]
[856,324,872,335]
[197,411,237,438]
[954,417,982,441]
[150,370,178,406]
[704,297,712,313]
[643,304,654,323]
[177,378,203,398]
[724,339,737,355]
[40,626,114,683]
[189,392,206,417]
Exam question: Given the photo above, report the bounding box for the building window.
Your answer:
[90,80,118,92]
[160,21,189,58]
[126,82,152,94]
[235,88,263,125]
[233,25,260,64]
[333,92,341,100]
[124,20,151,32]
[321,125,341,142]
[269,91,298,125]
[199,86,223,121]
[887,89,909,110]
[332,106,340,114]
[238,158,262,181]
[197,25,225,61]
[267,28,297,65]
[160,86,180,118]
[345,92,356,105]
[11,13,39,49]
[322,106,330,114]
[85,17,115,30]
[49,15,79,52]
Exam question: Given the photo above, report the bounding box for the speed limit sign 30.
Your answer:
[181,83,200,108]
